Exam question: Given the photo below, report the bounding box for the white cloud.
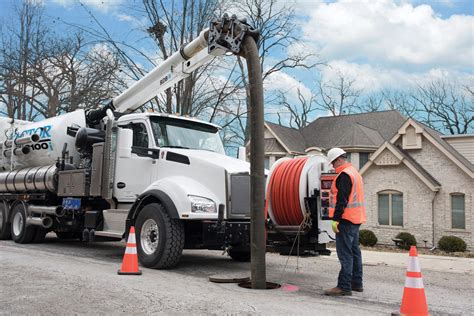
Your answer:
[51,0,124,12]
[302,0,473,69]
[437,0,455,8]
[116,14,133,22]
[264,70,313,100]
[320,60,474,93]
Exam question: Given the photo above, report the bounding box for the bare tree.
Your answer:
[378,88,418,118]
[356,89,418,117]
[412,80,473,134]
[357,93,384,113]
[228,0,318,142]
[0,0,125,120]
[316,74,362,116]
[143,0,223,114]
[0,0,44,120]
[27,34,125,117]
[277,88,317,128]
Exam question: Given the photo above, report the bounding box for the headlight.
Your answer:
[188,195,217,213]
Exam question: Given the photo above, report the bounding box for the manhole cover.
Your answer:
[238,281,281,290]
[209,275,250,283]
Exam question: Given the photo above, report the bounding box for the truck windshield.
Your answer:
[150,117,225,154]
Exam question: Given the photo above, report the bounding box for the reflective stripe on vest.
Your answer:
[328,163,367,224]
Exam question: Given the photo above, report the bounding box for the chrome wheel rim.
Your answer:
[140,219,159,255]
[12,212,23,236]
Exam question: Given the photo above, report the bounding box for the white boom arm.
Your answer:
[114,29,217,113]
[112,15,254,114]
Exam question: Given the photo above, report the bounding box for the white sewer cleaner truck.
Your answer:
[0,16,335,268]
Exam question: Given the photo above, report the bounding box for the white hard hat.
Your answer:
[327,147,346,163]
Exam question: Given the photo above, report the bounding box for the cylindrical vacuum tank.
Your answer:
[0,110,86,170]
[265,155,330,227]
[0,165,58,193]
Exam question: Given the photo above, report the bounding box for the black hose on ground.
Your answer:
[241,34,266,289]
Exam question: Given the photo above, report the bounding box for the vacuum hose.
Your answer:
[241,34,266,290]
[265,157,309,226]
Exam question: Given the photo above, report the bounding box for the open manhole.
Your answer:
[238,281,281,290]
[209,275,250,284]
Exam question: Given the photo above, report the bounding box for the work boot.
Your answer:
[351,284,364,292]
[324,287,352,296]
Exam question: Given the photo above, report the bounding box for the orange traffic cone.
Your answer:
[398,246,428,315]
[118,226,142,275]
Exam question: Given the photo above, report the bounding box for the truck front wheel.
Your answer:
[10,203,36,244]
[135,203,184,269]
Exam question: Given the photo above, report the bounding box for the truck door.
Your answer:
[114,122,154,202]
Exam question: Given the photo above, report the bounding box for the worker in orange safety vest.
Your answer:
[324,147,366,296]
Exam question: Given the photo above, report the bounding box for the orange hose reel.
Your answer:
[265,157,309,226]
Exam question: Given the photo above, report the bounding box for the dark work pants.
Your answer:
[335,220,363,291]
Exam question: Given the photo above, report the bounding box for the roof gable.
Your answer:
[360,142,441,191]
[391,119,474,177]
[264,122,306,153]
[264,138,287,153]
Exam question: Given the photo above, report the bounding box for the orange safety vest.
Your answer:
[328,162,366,224]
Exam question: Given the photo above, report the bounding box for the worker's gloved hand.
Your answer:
[331,220,339,234]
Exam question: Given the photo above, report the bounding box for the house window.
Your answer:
[378,191,403,226]
[451,194,465,229]
[359,152,369,169]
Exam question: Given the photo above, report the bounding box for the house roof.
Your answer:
[389,119,474,177]
[300,110,406,150]
[332,123,385,149]
[265,121,306,153]
[360,141,441,191]
[394,144,442,188]
[264,138,287,153]
[421,124,474,173]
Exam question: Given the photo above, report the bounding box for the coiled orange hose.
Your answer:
[265,157,308,226]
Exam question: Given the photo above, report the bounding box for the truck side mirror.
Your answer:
[117,128,133,158]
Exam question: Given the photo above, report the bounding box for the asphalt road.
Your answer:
[0,236,472,315]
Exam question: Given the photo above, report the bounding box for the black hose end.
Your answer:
[85,101,116,126]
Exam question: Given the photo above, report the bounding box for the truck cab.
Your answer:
[94,112,253,268]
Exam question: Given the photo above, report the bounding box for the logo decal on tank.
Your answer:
[15,125,54,151]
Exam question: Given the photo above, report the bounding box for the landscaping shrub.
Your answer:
[395,232,417,250]
[438,236,467,252]
[359,229,377,247]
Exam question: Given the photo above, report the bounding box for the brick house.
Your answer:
[360,119,474,249]
[257,111,474,250]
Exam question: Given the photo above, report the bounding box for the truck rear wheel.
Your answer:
[0,202,12,240]
[135,203,184,269]
[11,203,36,244]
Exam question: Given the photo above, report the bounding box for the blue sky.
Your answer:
[1,0,473,123]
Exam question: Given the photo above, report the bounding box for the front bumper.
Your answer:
[202,220,250,250]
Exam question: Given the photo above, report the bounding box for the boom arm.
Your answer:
[113,15,255,114]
